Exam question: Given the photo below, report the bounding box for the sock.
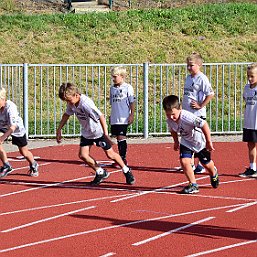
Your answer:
[96,167,105,175]
[122,165,129,173]
[118,139,127,160]
[250,163,256,171]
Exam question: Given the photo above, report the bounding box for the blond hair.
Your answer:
[0,87,7,100]
[111,66,127,77]
[247,63,257,73]
[58,82,80,101]
[186,52,203,66]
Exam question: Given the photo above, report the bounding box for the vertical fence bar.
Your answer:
[23,63,29,138]
[143,62,149,139]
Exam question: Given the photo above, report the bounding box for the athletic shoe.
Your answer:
[124,168,135,185]
[239,168,256,178]
[0,165,13,178]
[90,170,110,185]
[210,172,219,188]
[28,162,39,177]
[194,164,205,174]
[180,183,199,194]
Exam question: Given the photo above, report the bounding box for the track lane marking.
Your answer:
[132,216,215,246]
[226,201,257,213]
[1,206,96,233]
[99,253,116,257]
[185,240,257,257]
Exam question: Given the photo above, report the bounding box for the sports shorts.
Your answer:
[110,124,128,137]
[80,135,112,150]
[243,128,257,142]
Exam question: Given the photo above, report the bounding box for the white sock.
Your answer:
[96,168,104,175]
[250,163,256,171]
[122,165,129,173]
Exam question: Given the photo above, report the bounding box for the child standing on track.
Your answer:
[239,63,257,178]
[109,66,135,167]
[182,52,214,174]
[163,94,219,194]
[0,87,39,178]
[56,82,135,185]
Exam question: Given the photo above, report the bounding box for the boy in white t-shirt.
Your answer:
[182,52,214,174]
[163,94,219,194]
[239,63,257,178]
[0,87,39,178]
[109,66,135,167]
[56,82,135,185]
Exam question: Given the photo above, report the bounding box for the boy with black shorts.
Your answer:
[163,94,219,194]
[239,63,257,178]
[109,66,135,167]
[0,87,39,178]
[56,82,135,185]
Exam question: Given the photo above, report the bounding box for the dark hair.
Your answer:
[58,82,80,101]
[162,95,180,111]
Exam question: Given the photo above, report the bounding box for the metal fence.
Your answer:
[0,62,251,139]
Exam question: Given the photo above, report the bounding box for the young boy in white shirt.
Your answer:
[163,94,219,194]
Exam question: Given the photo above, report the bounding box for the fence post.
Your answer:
[143,62,149,139]
[23,63,29,139]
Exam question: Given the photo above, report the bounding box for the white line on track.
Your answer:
[185,239,257,257]
[1,206,96,233]
[110,176,209,203]
[226,201,257,213]
[200,177,254,187]
[0,193,135,216]
[132,216,215,246]
[0,202,248,253]
[99,252,116,257]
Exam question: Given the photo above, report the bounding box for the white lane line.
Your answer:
[226,201,257,213]
[1,206,96,233]
[110,176,209,203]
[132,216,215,246]
[99,252,116,257]
[0,202,247,253]
[200,178,254,187]
[0,170,121,198]
[185,240,257,257]
[1,193,135,216]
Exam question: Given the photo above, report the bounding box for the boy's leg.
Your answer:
[117,135,127,163]
[181,157,197,184]
[0,144,13,177]
[248,142,256,169]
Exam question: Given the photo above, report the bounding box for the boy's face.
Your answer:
[165,108,181,123]
[187,61,201,76]
[247,69,257,87]
[112,74,124,86]
[64,93,80,106]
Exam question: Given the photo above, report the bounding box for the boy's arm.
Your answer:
[0,125,17,143]
[128,102,135,124]
[201,122,215,151]
[191,94,214,110]
[56,113,70,143]
[99,114,114,145]
[170,130,180,151]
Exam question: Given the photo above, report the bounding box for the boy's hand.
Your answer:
[128,114,134,125]
[190,100,201,110]
[56,130,62,144]
[105,134,115,145]
[173,141,179,151]
[206,141,215,151]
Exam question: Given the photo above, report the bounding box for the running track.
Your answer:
[1,142,257,257]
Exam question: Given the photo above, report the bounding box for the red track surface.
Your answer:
[1,142,257,257]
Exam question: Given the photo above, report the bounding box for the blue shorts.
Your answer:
[179,144,211,165]
[80,135,112,151]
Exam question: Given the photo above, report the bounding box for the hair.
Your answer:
[247,63,257,73]
[111,66,127,77]
[58,82,80,101]
[162,95,180,111]
[0,87,7,100]
[186,52,203,65]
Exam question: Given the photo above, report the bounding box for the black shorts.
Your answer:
[11,134,28,147]
[180,144,211,165]
[243,128,257,142]
[80,135,112,151]
[111,124,128,137]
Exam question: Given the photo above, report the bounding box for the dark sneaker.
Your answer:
[210,172,219,188]
[90,170,110,185]
[194,164,205,174]
[0,165,13,178]
[180,183,199,194]
[28,162,39,177]
[239,168,256,178]
[124,169,135,185]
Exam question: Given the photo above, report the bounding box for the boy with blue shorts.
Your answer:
[56,82,135,185]
[163,94,219,194]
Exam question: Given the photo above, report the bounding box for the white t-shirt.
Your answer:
[243,83,257,130]
[110,82,135,125]
[0,100,26,137]
[167,110,206,152]
[65,94,103,139]
[182,72,214,118]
